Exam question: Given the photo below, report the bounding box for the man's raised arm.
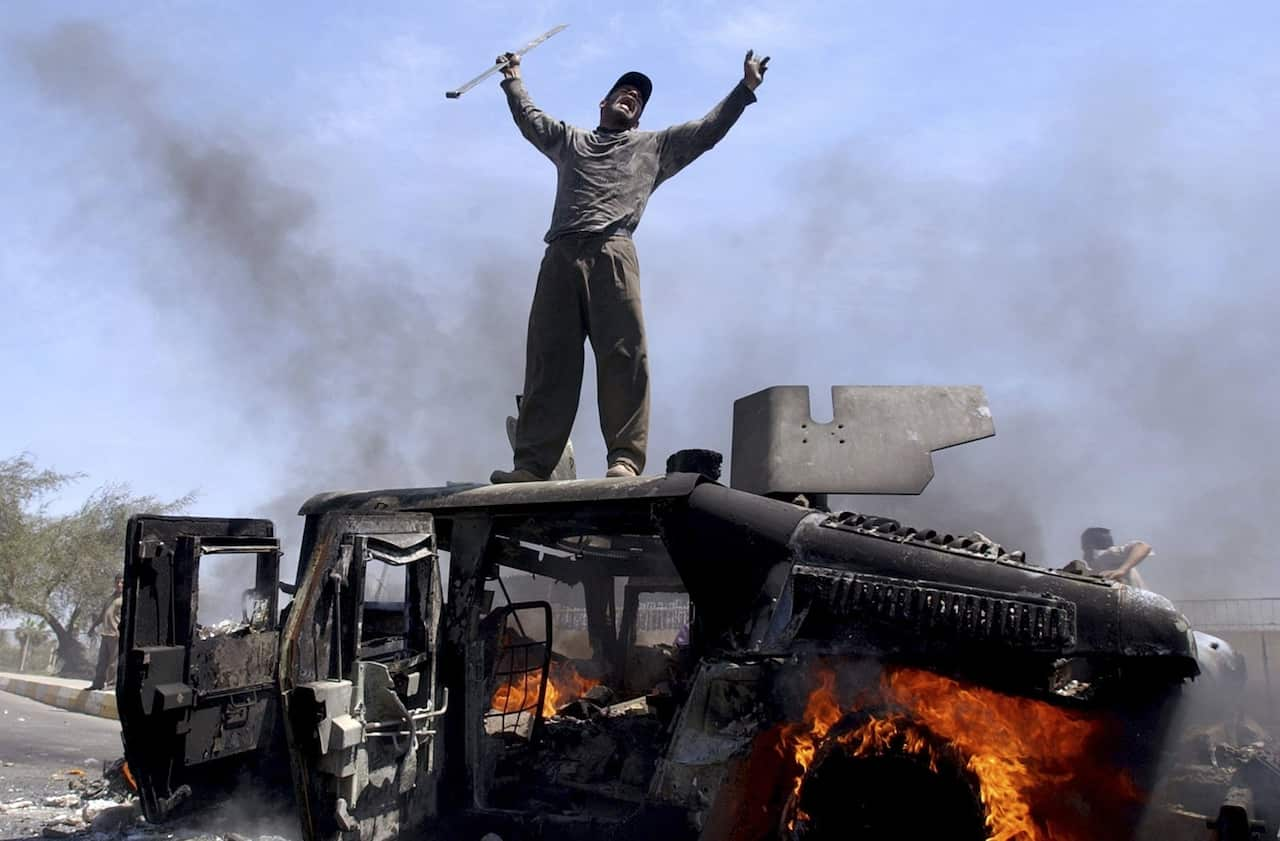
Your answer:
[498,52,567,162]
[656,50,770,185]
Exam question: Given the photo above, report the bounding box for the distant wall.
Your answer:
[1177,598,1280,724]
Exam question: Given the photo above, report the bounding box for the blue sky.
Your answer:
[3,1,1278,599]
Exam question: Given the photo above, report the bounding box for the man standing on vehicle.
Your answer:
[490,49,770,483]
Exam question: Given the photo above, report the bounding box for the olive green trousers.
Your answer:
[513,233,649,477]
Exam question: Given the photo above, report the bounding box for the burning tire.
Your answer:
[781,711,988,840]
[774,664,1148,841]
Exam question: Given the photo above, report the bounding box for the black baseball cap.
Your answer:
[608,71,652,109]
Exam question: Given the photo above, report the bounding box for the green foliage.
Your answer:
[14,616,47,646]
[0,453,193,673]
[13,617,49,673]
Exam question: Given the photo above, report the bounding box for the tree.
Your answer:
[0,454,192,676]
[14,616,47,672]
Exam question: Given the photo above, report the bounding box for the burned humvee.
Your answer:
[117,387,1227,841]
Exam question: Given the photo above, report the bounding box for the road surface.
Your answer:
[0,690,297,840]
[0,689,122,839]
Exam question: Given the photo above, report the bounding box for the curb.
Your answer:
[0,675,118,720]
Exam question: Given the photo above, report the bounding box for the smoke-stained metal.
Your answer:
[115,386,1251,841]
[729,385,995,495]
[118,516,287,822]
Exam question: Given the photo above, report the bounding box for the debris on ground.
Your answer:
[65,758,138,803]
[0,755,301,840]
[82,798,125,822]
[41,795,79,809]
[88,802,142,833]
[0,757,143,839]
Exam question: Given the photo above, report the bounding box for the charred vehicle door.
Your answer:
[278,511,444,841]
[119,515,284,821]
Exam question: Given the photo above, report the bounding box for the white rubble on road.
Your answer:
[88,801,142,833]
[43,794,81,808]
[82,798,126,821]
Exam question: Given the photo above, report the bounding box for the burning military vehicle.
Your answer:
[114,386,1266,840]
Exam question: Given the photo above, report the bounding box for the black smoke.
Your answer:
[642,76,1279,600]
[15,21,1280,601]
[14,21,530,569]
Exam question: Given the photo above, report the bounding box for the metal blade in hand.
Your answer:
[445,24,568,99]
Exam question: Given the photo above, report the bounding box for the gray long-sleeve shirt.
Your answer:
[502,78,757,243]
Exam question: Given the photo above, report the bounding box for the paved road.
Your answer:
[0,690,123,839]
[0,691,298,841]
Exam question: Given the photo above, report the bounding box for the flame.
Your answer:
[490,669,544,717]
[490,660,601,718]
[120,760,137,792]
[541,659,601,715]
[778,665,1142,841]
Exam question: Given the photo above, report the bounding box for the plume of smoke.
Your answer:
[15,21,530,563]
[15,21,1279,602]
[645,79,1278,600]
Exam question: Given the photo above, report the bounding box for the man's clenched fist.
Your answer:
[498,51,521,81]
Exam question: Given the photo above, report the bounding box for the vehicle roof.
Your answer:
[299,474,708,580]
[298,473,704,521]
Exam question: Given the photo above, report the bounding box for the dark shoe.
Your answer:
[87,683,104,691]
[489,468,546,484]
